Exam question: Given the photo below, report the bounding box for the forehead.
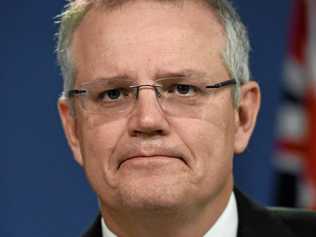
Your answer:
[71,0,227,83]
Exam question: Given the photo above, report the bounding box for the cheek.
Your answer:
[170,105,235,177]
[78,116,127,187]
[171,115,235,200]
[80,113,126,145]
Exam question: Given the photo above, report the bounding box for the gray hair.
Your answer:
[56,0,250,106]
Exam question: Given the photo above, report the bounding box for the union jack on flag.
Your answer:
[274,0,316,209]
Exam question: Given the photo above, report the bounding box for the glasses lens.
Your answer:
[79,79,136,114]
[156,77,214,117]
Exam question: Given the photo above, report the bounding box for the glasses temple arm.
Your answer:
[67,89,87,98]
[206,79,236,89]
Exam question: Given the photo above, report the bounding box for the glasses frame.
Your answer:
[66,79,237,99]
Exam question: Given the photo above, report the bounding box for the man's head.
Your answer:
[57,0,260,234]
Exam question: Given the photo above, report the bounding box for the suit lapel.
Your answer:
[234,188,295,237]
[81,214,102,237]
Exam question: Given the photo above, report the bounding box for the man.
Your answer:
[56,0,316,236]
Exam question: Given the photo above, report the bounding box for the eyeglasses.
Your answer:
[67,77,236,118]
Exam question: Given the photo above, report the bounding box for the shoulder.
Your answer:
[234,187,316,237]
[267,207,316,237]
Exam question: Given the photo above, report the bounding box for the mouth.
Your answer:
[118,155,186,169]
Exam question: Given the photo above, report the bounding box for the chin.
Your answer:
[117,175,191,211]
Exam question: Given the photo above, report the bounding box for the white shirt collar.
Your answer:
[203,192,238,237]
[101,218,117,237]
[101,192,238,237]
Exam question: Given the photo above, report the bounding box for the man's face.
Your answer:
[59,1,259,213]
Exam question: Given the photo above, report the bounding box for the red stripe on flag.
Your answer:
[304,87,316,208]
[289,0,307,64]
[276,140,306,155]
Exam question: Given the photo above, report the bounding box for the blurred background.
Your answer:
[3,0,316,236]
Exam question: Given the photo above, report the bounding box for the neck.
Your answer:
[100,181,233,237]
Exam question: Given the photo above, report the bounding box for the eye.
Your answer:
[168,84,198,96]
[97,88,129,102]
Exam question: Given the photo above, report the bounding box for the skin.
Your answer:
[58,1,261,236]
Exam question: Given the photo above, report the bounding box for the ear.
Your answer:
[57,98,84,166]
[234,81,261,154]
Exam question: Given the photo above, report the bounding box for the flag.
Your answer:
[274,0,316,209]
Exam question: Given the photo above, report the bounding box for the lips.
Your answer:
[117,148,186,169]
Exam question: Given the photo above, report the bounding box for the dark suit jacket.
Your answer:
[82,188,316,237]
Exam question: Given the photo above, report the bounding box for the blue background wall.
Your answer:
[3,0,292,236]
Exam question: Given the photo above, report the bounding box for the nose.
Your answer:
[127,86,170,137]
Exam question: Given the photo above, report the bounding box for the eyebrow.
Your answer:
[87,69,209,84]
[155,69,208,80]
[78,75,133,87]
